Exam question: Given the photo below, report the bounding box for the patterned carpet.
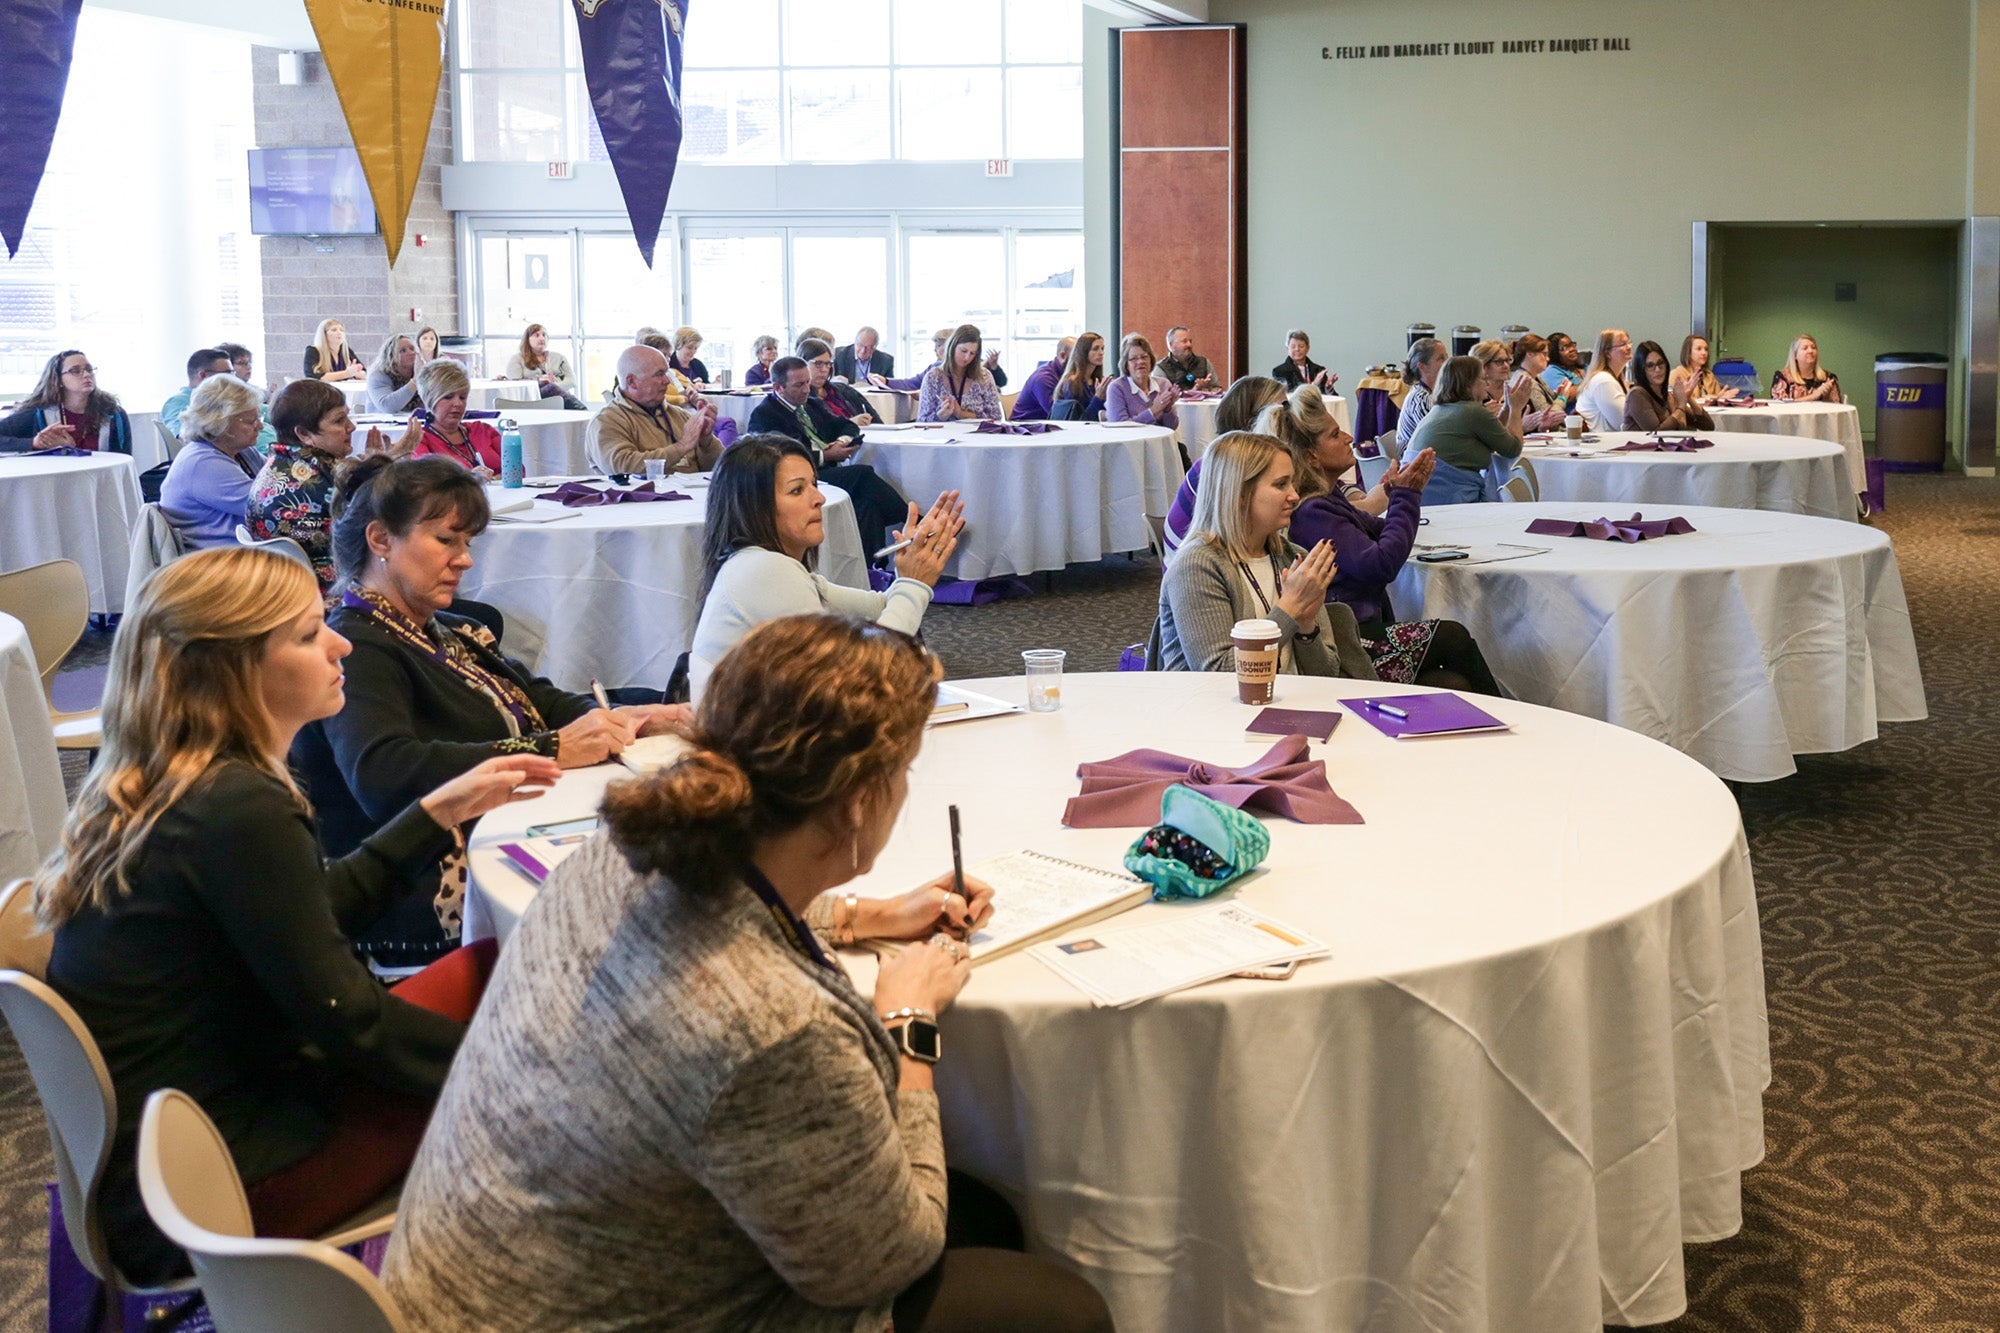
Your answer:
[0,475,1993,1330]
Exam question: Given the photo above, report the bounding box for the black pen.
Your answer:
[948,804,967,939]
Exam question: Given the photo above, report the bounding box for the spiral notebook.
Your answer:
[872,850,1151,964]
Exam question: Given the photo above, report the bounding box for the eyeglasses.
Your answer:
[62,364,95,376]
[808,359,832,369]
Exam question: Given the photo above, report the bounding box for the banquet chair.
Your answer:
[126,504,192,613]
[0,878,51,979]
[155,418,183,462]
[0,559,100,754]
[1498,474,1534,503]
[492,397,541,411]
[233,525,314,570]
[1354,453,1392,491]
[1512,455,1540,500]
[138,1090,408,1333]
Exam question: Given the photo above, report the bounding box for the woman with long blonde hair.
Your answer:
[1772,333,1844,403]
[1574,327,1633,429]
[304,317,364,382]
[35,546,556,1285]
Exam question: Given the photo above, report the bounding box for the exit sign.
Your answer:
[985,158,1013,177]
[546,161,573,180]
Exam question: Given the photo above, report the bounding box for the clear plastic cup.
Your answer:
[645,458,667,484]
[1022,649,1065,712]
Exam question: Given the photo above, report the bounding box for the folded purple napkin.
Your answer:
[549,480,690,507]
[972,420,1057,435]
[1063,734,1363,828]
[1524,512,1697,542]
[1178,390,1220,402]
[1611,437,1713,453]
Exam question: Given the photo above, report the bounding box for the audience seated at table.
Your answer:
[303,318,364,383]
[366,334,424,415]
[799,337,875,427]
[1539,331,1586,404]
[159,346,231,437]
[1394,337,1447,452]
[917,325,1003,422]
[503,322,585,409]
[743,334,780,386]
[292,456,679,965]
[1050,331,1106,421]
[748,357,910,547]
[411,360,503,477]
[217,340,280,451]
[34,545,558,1286]
[1468,339,1516,412]
[1272,328,1336,392]
[1153,429,1376,678]
[1672,334,1730,405]
[635,328,704,407]
[586,344,723,477]
[382,612,1110,1333]
[834,326,893,383]
[159,373,264,547]
[0,349,134,453]
[1412,354,1526,505]
[1771,333,1844,403]
[1624,339,1715,432]
[671,326,711,386]
[1105,333,1183,427]
[878,328,950,391]
[1008,335,1075,422]
[1508,334,1571,431]
[248,379,406,592]
[688,437,960,698]
[1158,325,1218,390]
[1574,328,1633,430]
[1162,374,1289,551]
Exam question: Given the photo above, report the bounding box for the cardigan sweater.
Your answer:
[1408,400,1523,474]
[1288,485,1423,630]
[0,401,134,453]
[1104,374,1177,427]
[504,349,576,389]
[1154,536,1377,679]
[1622,384,1713,433]
[1575,370,1628,431]
[49,762,461,1285]
[915,366,1001,422]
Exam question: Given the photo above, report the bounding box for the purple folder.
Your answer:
[549,480,691,506]
[1610,437,1712,453]
[1340,693,1509,740]
[1246,707,1342,742]
[1524,512,1697,542]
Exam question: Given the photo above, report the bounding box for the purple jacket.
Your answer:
[1011,357,1063,421]
[1105,375,1178,428]
[1287,485,1422,629]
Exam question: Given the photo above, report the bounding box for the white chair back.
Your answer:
[0,559,87,691]
[155,418,183,462]
[0,878,51,980]
[138,1091,409,1333]
[491,396,541,411]
[1498,474,1534,503]
[233,526,315,570]
[1513,454,1539,500]
[125,504,191,611]
[1354,453,1391,491]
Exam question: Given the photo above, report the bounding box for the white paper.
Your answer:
[1030,902,1330,1008]
[927,683,1024,727]
[958,851,1150,962]
[489,503,580,524]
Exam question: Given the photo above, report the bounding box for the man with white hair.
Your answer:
[833,326,893,383]
[585,344,722,475]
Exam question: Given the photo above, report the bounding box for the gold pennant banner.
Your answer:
[302,0,447,267]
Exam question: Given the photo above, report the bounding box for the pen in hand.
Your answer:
[591,678,612,712]
[947,804,969,941]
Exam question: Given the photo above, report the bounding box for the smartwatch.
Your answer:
[880,1007,943,1065]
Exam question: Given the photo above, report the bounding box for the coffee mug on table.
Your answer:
[1231,619,1280,704]
[1564,414,1584,441]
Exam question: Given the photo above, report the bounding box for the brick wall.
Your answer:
[251,47,458,377]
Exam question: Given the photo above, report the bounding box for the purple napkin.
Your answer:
[1524,512,1697,542]
[15,445,92,458]
[1063,734,1363,828]
[1178,390,1220,402]
[549,480,690,507]
[972,420,1057,435]
[1611,436,1713,453]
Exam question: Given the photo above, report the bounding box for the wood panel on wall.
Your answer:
[1117,26,1245,383]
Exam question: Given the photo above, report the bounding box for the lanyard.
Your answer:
[741,863,837,972]
[339,589,541,735]
[424,423,479,469]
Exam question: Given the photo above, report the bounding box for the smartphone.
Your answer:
[1416,549,1469,563]
[525,815,601,839]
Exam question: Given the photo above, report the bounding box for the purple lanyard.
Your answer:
[741,863,836,972]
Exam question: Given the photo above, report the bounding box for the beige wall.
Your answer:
[1090,0,1975,400]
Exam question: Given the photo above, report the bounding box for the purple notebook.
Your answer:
[1245,706,1342,742]
[1339,693,1509,740]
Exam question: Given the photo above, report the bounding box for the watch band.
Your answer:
[880,1009,942,1064]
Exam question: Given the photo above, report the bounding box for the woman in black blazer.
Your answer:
[292,457,685,963]
[1272,328,1337,391]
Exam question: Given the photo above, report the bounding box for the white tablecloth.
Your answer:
[0,452,142,614]
[1391,502,1927,781]
[337,378,541,414]
[497,408,598,475]
[0,612,63,882]
[709,390,771,432]
[466,673,1768,1331]
[1177,394,1350,461]
[857,422,1183,578]
[458,480,868,692]
[1519,430,1852,520]
[861,387,917,424]
[1706,401,1866,495]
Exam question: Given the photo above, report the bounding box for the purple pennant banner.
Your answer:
[571,0,688,267]
[0,0,83,258]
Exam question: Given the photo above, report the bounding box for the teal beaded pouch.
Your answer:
[1122,784,1272,901]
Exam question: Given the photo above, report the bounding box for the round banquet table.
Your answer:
[457,479,869,692]
[463,672,1769,1332]
[857,421,1183,578]
[1518,430,1853,519]
[1390,501,1926,782]
[0,611,64,882]
[861,387,917,424]
[0,451,142,614]
[708,388,771,432]
[1705,401,1866,498]
[1177,393,1350,462]
[496,407,598,475]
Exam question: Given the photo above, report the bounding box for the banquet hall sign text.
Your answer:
[1324,37,1631,59]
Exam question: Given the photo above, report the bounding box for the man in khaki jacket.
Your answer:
[585,344,723,474]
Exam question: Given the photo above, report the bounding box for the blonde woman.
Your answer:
[1574,327,1633,430]
[366,333,422,414]
[303,317,364,382]
[1772,333,1843,402]
[1671,333,1729,404]
[33,546,558,1285]
[1154,429,1377,677]
[671,326,710,385]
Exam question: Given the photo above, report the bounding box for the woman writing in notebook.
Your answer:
[382,614,1111,1333]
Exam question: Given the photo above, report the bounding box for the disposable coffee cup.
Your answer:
[1231,618,1281,705]
[1564,414,1584,441]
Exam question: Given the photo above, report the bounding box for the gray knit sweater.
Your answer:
[1153,536,1378,679]
[382,835,946,1332]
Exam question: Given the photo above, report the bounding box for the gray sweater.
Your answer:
[1153,536,1378,679]
[382,835,947,1332]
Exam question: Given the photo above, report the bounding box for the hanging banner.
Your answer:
[573,0,688,267]
[302,0,446,267]
[0,0,84,259]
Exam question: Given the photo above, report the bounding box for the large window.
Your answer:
[455,0,1082,165]
[905,229,1082,376]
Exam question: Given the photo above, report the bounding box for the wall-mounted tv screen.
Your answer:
[248,146,377,236]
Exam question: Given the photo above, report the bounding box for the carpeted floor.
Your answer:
[1,475,1994,1330]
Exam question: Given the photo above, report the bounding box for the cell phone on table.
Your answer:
[525,815,601,839]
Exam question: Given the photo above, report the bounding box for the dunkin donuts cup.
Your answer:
[1564,414,1584,441]
[1232,619,1281,704]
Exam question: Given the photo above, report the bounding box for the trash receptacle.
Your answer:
[1450,325,1481,356]
[1406,323,1435,350]
[1874,353,1948,471]
[439,335,483,378]
[1499,324,1531,348]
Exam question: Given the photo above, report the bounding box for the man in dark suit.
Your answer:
[832,327,894,384]
[748,357,909,549]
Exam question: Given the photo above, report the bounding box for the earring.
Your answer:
[850,832,861,872]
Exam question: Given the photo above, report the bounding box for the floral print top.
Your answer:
[247,442,341,591]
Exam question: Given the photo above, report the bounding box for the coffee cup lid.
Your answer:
[1231,618,1280,640]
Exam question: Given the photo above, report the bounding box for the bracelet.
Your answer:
[830,892,860,946]
[879,1006,937,1025]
